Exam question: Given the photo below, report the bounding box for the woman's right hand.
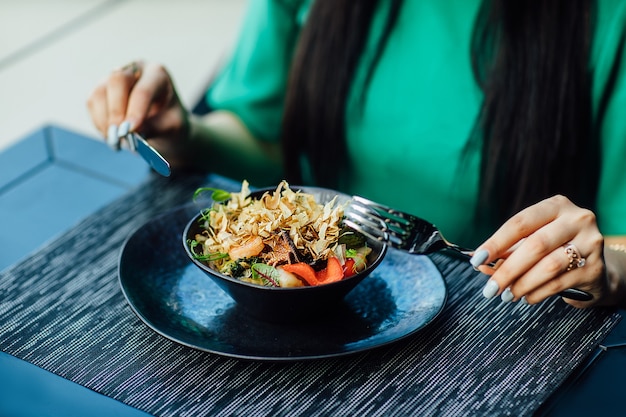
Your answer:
[87,61,189,152]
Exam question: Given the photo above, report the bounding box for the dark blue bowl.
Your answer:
[183,186,387,322]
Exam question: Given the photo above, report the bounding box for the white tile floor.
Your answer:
[0,0,246,151]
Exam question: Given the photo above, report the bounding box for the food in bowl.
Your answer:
[187,180,374,288]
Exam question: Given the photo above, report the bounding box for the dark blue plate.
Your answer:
[118,205,447,361]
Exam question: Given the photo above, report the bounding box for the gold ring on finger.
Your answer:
[563,243,586,272]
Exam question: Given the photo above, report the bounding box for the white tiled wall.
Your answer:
[0,0,246,151]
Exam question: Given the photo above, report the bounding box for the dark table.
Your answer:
[1,127,625,416]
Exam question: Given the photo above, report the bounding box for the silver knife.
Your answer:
[128,133,171,177]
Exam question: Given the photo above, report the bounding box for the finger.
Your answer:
[474,239,524,275]
[512,238,603,304]
[125,63,173,133]
[107,124,120,150]
[484,215,575,297]
[473,196,572,266]
[502,210,602,300]
[86,82,109,137]
[522,253,603,306]
[475,258,505,275]
[105,61,144,127]
[506,244,578,301]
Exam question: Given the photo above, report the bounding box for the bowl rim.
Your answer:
[182,185,388,292]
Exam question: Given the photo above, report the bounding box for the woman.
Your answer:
[87,0,626,308]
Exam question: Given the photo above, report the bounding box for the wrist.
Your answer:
[604,245,626,308]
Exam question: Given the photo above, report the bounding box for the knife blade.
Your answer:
[130,133,171,177]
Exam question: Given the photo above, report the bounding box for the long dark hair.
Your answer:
[281,0,596,227]
[281,0,403,187]
[472,0,596,225]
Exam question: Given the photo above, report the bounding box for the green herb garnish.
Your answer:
[187,239,228,262]
[338,227,366,248]
[193,187,231,203]
[251,263,280,287]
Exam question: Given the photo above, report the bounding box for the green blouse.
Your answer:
[207,0,626,247]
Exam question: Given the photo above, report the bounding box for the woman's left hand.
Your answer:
[470,195,610,308]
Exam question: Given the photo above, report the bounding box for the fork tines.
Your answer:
[343,210,387,242]
[344,196,412,248]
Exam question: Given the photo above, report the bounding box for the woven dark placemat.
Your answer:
[0,173,621,416]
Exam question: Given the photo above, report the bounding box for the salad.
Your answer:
[188,180,372,287]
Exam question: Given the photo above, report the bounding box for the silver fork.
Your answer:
[343,196,592,302]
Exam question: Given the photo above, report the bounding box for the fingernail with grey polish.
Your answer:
[520,296,529,305]
[118,121,136,151]
[501,288,514,303]
[470,249,489,270]
[482,280,499,299]
[118,120,130,137]
[107,124,120,150]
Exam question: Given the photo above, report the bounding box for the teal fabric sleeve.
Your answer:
[206,0,305,143]
[593,0,626,236]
